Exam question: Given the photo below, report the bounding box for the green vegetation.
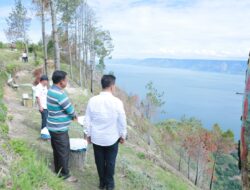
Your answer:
[0,72,8,135]
[0,50,67,190]
[1,0,243,189]
[155,118,241,190]
[213,152,241,190]
[117,146,193,190]
[9,139,66,190]
[0,48,241,190]
[5,63,21,75]
[0,49,198,190]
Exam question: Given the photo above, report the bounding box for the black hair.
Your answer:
[101,75,116,89]
[52,70,67,84]
[40,75,48,81]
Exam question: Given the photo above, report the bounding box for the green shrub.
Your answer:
[137,152,146,159]
[214,154,241,189]
[9,139,67,190]
[0,72,7,135]
[34,59,41,66]
[0,42,4,49]
[15,41,25,50]
[0,103,7,122]
[0,123,9,135]
[10,140,28,156]
[6,63,20,75]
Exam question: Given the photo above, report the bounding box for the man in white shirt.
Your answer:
[22,52,28,62]
[85,75,127,190]
[35,75,48,130]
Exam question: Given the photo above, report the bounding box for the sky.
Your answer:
[0,0,250,60]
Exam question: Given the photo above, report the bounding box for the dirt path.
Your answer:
[4,86,32,139]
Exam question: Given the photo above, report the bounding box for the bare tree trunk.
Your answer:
[195,150,200,186]
[74,16,78,65]
[81,0,86,88]
[69,43,73,78]
[147,126,151,145]
[41,0,48,75]
[50,0,60,70]
[145,104,152,145]
[188,155,191,180]
[209,152,218,190]
[66,23,72,78]
[90,50,95,93]
[24,41,28,57]
[78,16,82,88]
[84,2,89,83]
[178,149,182,171]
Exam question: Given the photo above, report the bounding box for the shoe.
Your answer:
[106,187,114,190]
[65,176,78,183]
[99,185,105,189]
[99,183,106,189]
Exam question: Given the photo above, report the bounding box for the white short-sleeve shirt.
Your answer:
[35,83,48,109]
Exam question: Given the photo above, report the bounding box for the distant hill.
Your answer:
[106,58,247,75]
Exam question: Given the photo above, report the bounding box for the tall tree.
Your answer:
[57,0,81,77]
[50,0,60,70]
[41,0,49,75]
[5,0,31,54]
[33,0,49,75]
[95,29,114,72]
[142,81,165,120]
[141,81,165,145]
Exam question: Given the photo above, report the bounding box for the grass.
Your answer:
[115,145,193,190]
[0,72,8,135]
[9,139,67,190]
[0,49,68,190]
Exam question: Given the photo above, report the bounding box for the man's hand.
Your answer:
[73,116,78,122]
[87,136,92,144]
[119,137,125,144]
[39,107,44,112]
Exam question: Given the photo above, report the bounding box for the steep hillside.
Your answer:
[0,49,198,190]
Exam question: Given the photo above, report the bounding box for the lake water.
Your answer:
[105,62,245,140]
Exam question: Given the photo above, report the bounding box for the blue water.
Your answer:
[105,62,245,140]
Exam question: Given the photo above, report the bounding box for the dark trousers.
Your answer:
[40,109,48,129]
[22,57,28,62]
[93,141,119,188]
[50,131,70,178]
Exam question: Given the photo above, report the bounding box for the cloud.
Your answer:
[0,5,11,18]
[0,5,12,42]
[1,0,249,59]
[88,0,250,59]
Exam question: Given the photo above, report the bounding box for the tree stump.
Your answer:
[22,94,33,107]
[69,138,87,171]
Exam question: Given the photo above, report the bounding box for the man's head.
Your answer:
[40,75,48,87]
[101,74,116,93]
[52,70,68,89]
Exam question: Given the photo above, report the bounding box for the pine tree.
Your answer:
[5,0,31,54]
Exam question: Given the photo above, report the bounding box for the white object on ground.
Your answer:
[41,127,51,139]
[22,93,29,99]
[70,138,88,152]
[77,115,85,126]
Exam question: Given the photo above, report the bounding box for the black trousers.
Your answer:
[50,131,70,178]
[93,141,119,188]
[40,109,48,129]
